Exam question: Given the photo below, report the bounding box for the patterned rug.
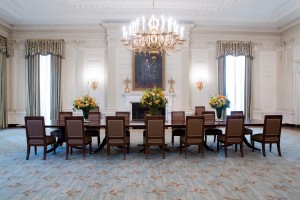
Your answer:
[0,127,299,200]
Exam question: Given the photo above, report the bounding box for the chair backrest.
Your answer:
[88,112,101,121]
[202,111,215,123]
[225,115,244,142]
[171,111,185,124]
[230,111,244,116]
[59,112,73,124]
[145,116,165,139]
[64,116,85,140]
[116,112,130,125]
[90,107,100,112]
[195,106,205,116]
[263,115,283,142]
[106,116,126,140]
[185,116,205,139]
[25,116,46,142]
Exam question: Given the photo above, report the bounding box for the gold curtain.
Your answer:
[216,41,252,59]
[0,36,9,57]
[26,39,64,58]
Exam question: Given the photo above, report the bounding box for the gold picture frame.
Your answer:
[132,52,165,91]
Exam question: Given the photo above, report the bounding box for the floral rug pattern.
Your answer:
[0,127,300,199]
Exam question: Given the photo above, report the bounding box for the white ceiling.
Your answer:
[1,0,300,31]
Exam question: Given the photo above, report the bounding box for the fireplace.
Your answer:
[131,103,165,121]
[122,92,173,122]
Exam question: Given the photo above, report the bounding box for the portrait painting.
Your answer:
[132,53,165,91]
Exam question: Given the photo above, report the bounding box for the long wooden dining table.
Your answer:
[39,118,263,153]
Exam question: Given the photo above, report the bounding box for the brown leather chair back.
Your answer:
[25,116,46,144]
[171,111,185,124]
[225,115,244,143]
[116,112,130,125]
[263,115,283,142]
[195,106,205,116]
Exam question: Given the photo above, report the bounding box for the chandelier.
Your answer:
[121,0,185,62]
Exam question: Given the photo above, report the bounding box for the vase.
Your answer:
[216,108,223,121]
[149,107,158,116]
[82,108,89,122]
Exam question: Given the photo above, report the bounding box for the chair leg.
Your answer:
[145,145,148,159]
[66,144,69,160]
[35,146,37,155]
[107,145,110,159]
[180,141,182,153]
[262,143,266,157]
[83,145,86,160]
[201,144,204,158]
[217,141,219,152]
[123,145,126,160]
[269,143,272,152]
[277,142,282,156]
[205,135,207,143]
[213,135,216,142]
[89,143,92,154]
[185,143,187,159]
[43,146,47,160]
[172,134,174,146]
[240,143,244,157]
[198,145,200,153]
[224,144,228,157]
[97,135,100,146]
[235,144,237,152]
[26,145,30,160]
[162,144,165,159]
[252,140,255,152]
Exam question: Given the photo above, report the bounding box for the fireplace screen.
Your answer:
[131,103,165,121]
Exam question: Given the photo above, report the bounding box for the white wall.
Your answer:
[2,23,300,125]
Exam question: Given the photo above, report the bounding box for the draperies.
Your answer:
[0,36,8,129]
[216,41,253,118]
[26,39,64,120]
[26,40,64,57]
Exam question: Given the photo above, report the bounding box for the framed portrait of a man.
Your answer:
[132,53,165,91]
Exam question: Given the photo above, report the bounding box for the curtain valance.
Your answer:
[26,39,64,58]
[216,41,252,59]
[0,36,9,57]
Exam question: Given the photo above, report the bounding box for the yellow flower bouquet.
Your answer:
[73,94,98,119]
[140,87,168,115]
[209,95,230,119]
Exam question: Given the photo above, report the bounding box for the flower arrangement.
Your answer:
[209,95,230,110]
[140,87,168,115]
[73,94,98,111]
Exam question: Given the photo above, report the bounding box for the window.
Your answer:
[39,55,51,120]
[225,55,245,114]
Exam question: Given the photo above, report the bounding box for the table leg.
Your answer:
[243,136,260,151]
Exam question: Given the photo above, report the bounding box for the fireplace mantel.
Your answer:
[122,92,173,121]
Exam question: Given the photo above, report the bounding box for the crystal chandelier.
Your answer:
[121,0,185,62]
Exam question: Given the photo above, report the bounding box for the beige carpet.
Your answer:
[0,127,299,199]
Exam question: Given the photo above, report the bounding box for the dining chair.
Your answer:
[85,112,101,146]
[90,106,100,112]
[180,116,205,158]
[230,111,253,140]
[195,106,205,116]
[251,115,283,157]
[202,111,223,143]
[171,111,185,146]
[144,116,165,159]
[106,116,129,160]
[64,116,92,160]
[50,112,73,146]
[217,115,245,157]
[116,111,131,152]
[25,116,56,160]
